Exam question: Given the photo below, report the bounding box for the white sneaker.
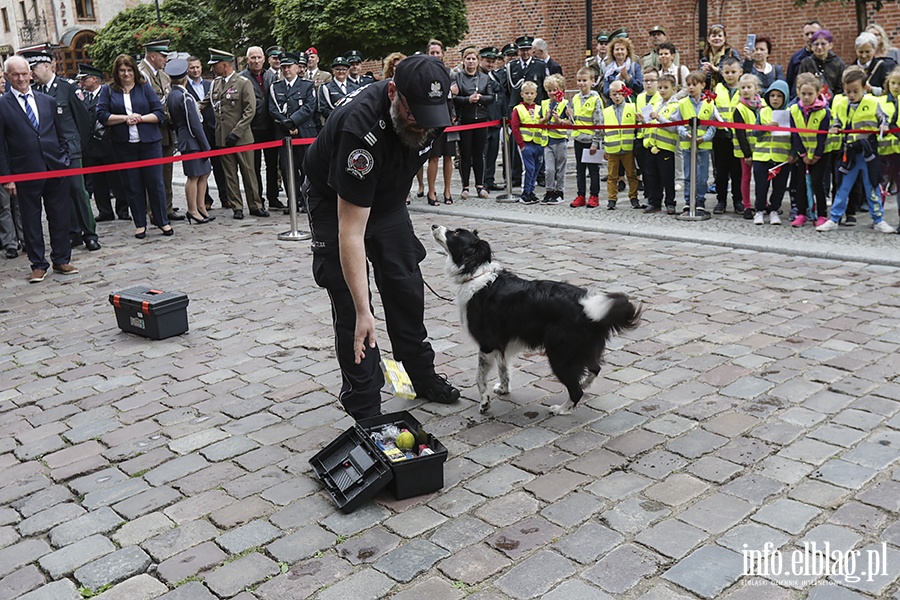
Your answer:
[769,212,781,225]
[816,219,839,232]
[874,220,894,233]
[753,211,765,225]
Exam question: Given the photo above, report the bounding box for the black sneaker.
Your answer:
[842,216,857,226]
[743,208,755,220]
[713,202,726,214]
[413,374,460,404]
[607,201,617,210]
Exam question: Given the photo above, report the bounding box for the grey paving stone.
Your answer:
[428,487,485,518]
[384,505,448,538]
[543,580,615,600]
[662,544,745,599]
[634,518,708,559]
[495,550,576,599]
[259,476,319,506]
[721,473,786,504]
[143,454,209,487]
[390,576,463,600]
[630,449,688,479]
[812,460,878,489]
[0,564,45,598]
[778,438,843,465]
[487,517,564,560]
[504,427,558,450]
[49,506,124,547]
[0,507,19,526]
[157,581,219,600]
[112,485,182,520]
[111,512,175,547]
[760,456,816,484]
[836,542,900,596]
[205,552,280,597]
[465,443,520,467]
[141,519,220,562]
[38,534,115,579]
[752,498,821,534]
[686,455,744,483]
[583,542,661,594]
[163,489,235,524]
[808,424,868,448]
[721,579,795,599]
[168,428,230,455]
[667,428,729,459]
[221,465,291,499]
[586,471,653,500]
[0,538,52,578]
[430,516,495,552]
[554,522,624,564]
[474,491,540,527]
[843,440,900,470]
[74,546,152,591]
[82,479,151,510]
[567,447,627,477]
[316,569,397,600]
[18,579,79,600]
[829,501,888,534]
[806,586,869,600]
[256,554,352,599]
[602,496,670,534]
[215,519,281,554]
[464,464,534,497]
[540,491,605,528]
[643,473,709,507]
[512,446,575,473]
[156,541,227,584]
[69,468,129,496]
[320,502,390,536]
[372,538,449,583]
[636,584,699,600]
[800,524,864,556]
[215,496,279,530]
[268,523,337,564]
[678,493,754,534]
[717,522,791,554]
[335,527,399,565]
[437,543,511,585]
[17,502,85,536]
[92,574,168,600]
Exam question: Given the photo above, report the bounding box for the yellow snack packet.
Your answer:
[380,358,417,400]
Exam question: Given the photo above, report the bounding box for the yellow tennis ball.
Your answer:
[396,431,415,450]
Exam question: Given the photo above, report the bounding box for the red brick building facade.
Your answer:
[440,1,900,85]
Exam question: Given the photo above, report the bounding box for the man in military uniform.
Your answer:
[26,50,101,252]
[641,25,678,72]
[305,47,332,88]
[585,32,611,93]
[138,39,182,221]
[505,36,546,187]
[269,52,317,214]
[318,56,352,123]
[266,46,284,80]
[199,48,262,219]
[186,55,229,210]
[304,54,460,420]
[79,63,128,222]
[241,45,279,214]
[345,50,375,88]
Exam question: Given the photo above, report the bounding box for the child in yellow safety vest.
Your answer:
[676,71,717,214]
[635,68,661,206]
[751,80,792,224]
[789,73,832,228]
[510,81,546,204]
[642,73,680,213]
[816,67,894,232]
[731,74,764,219]
[539,74,571,204]
[569,67,604,207]
[712,56,744,214]
[602,80,640,209]
[879,67,900,233]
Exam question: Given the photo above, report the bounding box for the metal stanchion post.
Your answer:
[278,137,311,241]
[677,117,710,221]
[495,117,516,202]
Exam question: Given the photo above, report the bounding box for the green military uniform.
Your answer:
[201,50,262,215]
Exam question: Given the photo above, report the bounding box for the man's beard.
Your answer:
[390,98,431,149]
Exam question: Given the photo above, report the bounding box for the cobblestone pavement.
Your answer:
[1,166,899,599]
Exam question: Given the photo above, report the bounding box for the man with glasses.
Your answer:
[786,20,822,96]
[303,55,461,420]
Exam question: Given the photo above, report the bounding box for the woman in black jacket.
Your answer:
[453,47,496,199]
[798,30,846,97]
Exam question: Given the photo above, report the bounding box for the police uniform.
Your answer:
[345,50,375,88]
[269,52,317,212]
[25,51,99,251]
[481,47,505,190]
[304,56,459,419]
[240,60,279,213]
[200,48,263,217]
[505,36,546,187]
[318,56,353,123]
[585,32,610,94]
[138,39,178,219]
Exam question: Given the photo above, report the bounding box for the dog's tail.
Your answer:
[581,292,642,334]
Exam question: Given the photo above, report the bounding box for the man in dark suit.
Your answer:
[241,45,280,213]
[532,38,562,76]
[344,50,375,87]
[79,63,129,222]
[186,55,229,210]
[0,55,77,283]
[27,50,101,252]
[269,52,317,214]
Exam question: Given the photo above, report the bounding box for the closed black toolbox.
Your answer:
[310,411,448,512]
[109,286,189,340]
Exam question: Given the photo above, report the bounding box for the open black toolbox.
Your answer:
[310,411,448,513]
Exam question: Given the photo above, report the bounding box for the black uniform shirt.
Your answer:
[304,80,437,242]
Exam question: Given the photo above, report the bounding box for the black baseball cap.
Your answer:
[392,55,451,129]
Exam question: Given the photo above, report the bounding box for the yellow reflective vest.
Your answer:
[602,103,637,154]
[732,100,762,159]
[714,83,740,138]
[635,91,661,139]
[789,103,829,158]
[515,103,547,146]
[571,92,603,140]
[677,96,716,150]
[752,106,792,163]
[540,97,570,140]
[644,99,680,153]
[878,95,900,155]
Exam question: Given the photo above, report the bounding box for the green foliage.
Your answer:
[273,0,468,63]
[205,0,278,51]
[88,0,228,74]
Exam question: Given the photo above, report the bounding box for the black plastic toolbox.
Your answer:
[109,286,189,340]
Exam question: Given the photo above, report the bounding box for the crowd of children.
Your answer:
[499,32,900,235]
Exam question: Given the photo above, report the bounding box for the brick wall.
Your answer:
[434,0,900,89]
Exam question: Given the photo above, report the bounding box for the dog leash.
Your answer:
[424,279,454,302]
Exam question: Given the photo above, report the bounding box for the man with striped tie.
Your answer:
[0,55,75,283]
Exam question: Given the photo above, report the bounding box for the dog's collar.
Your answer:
[458,264,498,284]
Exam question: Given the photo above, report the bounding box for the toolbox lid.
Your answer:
[109,286,189,316]
[309,426,393,513]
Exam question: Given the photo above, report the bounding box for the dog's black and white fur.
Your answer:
[432,225,641,415]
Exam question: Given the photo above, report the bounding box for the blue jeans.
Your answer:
[829,153,884,224]
[520,142,544,195]
[683,149,710,208]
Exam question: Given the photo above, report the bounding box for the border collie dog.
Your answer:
[432,225,641,415]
